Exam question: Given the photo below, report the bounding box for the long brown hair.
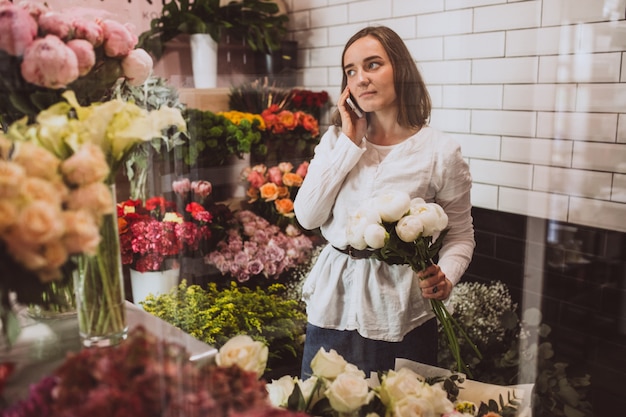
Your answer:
[331,26,431,128]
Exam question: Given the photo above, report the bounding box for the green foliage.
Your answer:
[175,108,264,167]
[140,280,307,372]
[138,0,288,61]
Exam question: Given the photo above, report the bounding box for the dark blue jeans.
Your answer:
[300,319,438,379]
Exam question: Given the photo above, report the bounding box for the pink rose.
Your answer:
[247,170,266,189]
[21,34,79,89]
[121,48,153,86]
[0,4,37,56]
[66,39,95,76]
[191,180,212,199]
[295,161,309,178]
[101,19,138,58]
[72,18,104,47]
[38,11,72,39]
[267,166,283,185]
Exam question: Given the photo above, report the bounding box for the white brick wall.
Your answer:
[285,0,626,232]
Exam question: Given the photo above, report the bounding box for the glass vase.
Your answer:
[74,185,127,348]
[27,276,76,320]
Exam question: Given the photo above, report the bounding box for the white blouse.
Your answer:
[293,125,475,342]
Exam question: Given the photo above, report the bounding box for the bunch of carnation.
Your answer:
[205,210,314,283]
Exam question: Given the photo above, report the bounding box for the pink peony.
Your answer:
[267,166,283,185]
[15,0,50,20]
[100,19,138,58]
[191,180,212,199]
[121,47,153,86]
[20,34,79,88]
[38,11,72,40]
[66,38,95,76]
[72,18,104,47]
[295,161,309,178]
[0,4,37,56]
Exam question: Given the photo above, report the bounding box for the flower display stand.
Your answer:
[130,268,180,307]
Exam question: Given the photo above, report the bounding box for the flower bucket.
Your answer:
[190,33,218,88]
[130,268,180,307]
[74,184,127,348]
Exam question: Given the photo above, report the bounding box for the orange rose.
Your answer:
[259,182,279,201]
[277,186,289,198]
[299,112,320,136]
[247,186,260,202]
[277,110,298,130]
[282,172,303,187]
[275,198,294,216]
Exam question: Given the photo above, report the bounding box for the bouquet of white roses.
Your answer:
[346,190,481,377]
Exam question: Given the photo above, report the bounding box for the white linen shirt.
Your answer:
[293,125,475,342]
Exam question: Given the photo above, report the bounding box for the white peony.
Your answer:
[374,190,411,222]
[363,223,388,249]
[346,207,381,250]
[395,215,424,242]
[410,200,448,237]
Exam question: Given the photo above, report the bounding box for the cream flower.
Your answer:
[310,347,348,380]
[12,141,61,181]
[374,190,411,222]
[410,202,448,236]
[266,375,296,407]
[122,48,153,86]
[12,200,65,246]
[395,215,424,243]
[325,372,371,413]
[0,160,26,199]
[391,396,436,417]
[379,368,425,406]
[61,143,110,186]
[346,206,380,250]
[215,334,268,378]
[66,182,114,219]
[363,223,387,249]
[62,210,101,256]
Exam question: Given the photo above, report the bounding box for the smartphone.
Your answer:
[346,96,364,118]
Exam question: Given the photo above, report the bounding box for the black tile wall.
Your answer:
[466,207,626,417]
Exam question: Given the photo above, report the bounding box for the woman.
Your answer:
[293,26,475,377]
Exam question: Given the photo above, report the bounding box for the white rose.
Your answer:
[298,376,323,404]
[395,215,424,242]
[215,334,268,378]
[325,372,371,413]
[346,207,380,250]
[310,348,348,379]
[391,396,436,417]
[267,375,296,407]
[374,191,411,222]
[418,382,454,415]
[379,368,425,406]
[363,223,387,249]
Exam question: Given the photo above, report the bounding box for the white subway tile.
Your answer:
[393,0,444,15]
[416,9,473,37]
[290,11,310,31]
[309,45,344,67]
[406,37,444,61]
[506,27,564,57]
[295,28,328,48]
[612,174,626,203]
[542,0,617,26]
[328,23,365,46]
[327,66,343,85]
[501,137,573,167]
[470,159,533,188]
[373,17,418,39]
[444,32,505,60]
[301,66,329,86]
[472,57,539,83]
[537,112,618,142]
[419,60,472,84]
[538,53,622,83]
[291,0,329,12]
[429,85,443,107]
[578,21,626,53]
[533,166,612,199]
[572,142,626,174]
[430,108,471,133]
[452,133,502,159]
[470,183,499,210]
[618,114,626,143]
[623,52,626,82]
[503,84,576,111]
[445,0,505,10]
[498,187,569,222]
[474,1,541,32]
[311,4,348,28]
[348,0,392,23]
[443,85,503,109]
[576,84,626,113]
[569,197,626,232]
[472,110,537,137]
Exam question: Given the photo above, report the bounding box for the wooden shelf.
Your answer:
[177,88,231,112]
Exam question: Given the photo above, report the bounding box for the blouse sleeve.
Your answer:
[294,126,366,230]
[433,141,476,286]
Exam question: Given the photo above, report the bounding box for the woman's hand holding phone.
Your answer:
[339,88,367,145]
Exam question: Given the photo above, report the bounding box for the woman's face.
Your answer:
[343,35,396,114]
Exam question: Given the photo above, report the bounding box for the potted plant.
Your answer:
[138,0,289,87]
